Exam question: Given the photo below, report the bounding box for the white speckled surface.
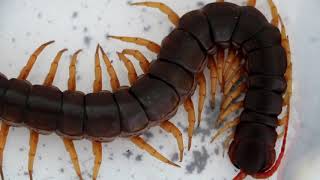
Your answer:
[0,0,316,180]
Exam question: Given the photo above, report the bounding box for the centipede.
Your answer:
[0,0,292,180]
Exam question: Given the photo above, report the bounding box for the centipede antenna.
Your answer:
[92,45,103,180]
[247,0,256,7]
[268,0,279,27]
[43,48,68,86]
[99,46,120,92]
[121,49,150,73]
[93,44,102,93]
[18,41,55,80]
[131,136,180,167]
[183,97,196,150]
[130,2,179,27]
[0,123,10,180]
[63,49,83,180]
[211,118,240,143]
[160,121,184,162]
[107,35,160,54]
[92,141,102,180]
[68,49,82,91]
[196,73,206,127]
[220,83,246,111]
[216,101,244,126]
[28,131,39,180]
[117,52,138,86]
[216,48,224,88]
[207,56,218,109]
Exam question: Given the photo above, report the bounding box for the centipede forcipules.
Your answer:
[3,0,289,180]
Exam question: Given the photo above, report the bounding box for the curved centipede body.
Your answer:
[0,0,292,180]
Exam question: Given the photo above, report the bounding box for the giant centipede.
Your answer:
[0,0,292,180]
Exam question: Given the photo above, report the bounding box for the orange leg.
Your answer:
[222,49,236,80]
[131,136,180,167]
[0,123,9,180]
[221,83,246,111]
[215,48,224,88]
[160,121,184,162]
[108,36,160,54]
[130,2,179,27]
[223,68,246,96]
[92,45,104,180]
[211,118,240,143]
[121,49,151,73]
[183,97,196,150]
[43,48,68,86]
[100,46,121,92]
[196,72,206,127]
[63,50,83,180]
[247,0,256,7]
[207,56,218,109]
[117,52,138,86]
[28,131,39,180]
[224,55,241,85]
[92,141,102,180]
[216,101,244,126]
[18,41,55,80]
[68,49,82,91]
[268,0,279,26]
[63,139,83,180]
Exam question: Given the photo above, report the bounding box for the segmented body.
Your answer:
[0,1,291,180]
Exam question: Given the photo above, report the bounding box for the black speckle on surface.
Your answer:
[123,150,133,159]
[159,145,164,150]
[143,25,151,32]
[72,11,78,19]
[171,153,179,162]
[83,36,92,47]
[186,146,210,174]
[37,12,42,19]
[83,27,88,33]
[143,131,154,139]
[135,154,143,161]
[197,1,205,7]
[60,168,64,173]
[214,146,219,156]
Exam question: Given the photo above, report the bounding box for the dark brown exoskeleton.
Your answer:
[108,0,292,179]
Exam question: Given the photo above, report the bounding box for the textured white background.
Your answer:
[0,0,317,180]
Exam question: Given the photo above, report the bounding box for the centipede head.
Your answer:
[228,139,276,175]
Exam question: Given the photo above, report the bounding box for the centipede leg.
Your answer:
[91,45,104,180]
[28,131,39,180]
[221,83,247,111]
[216,47,224,88]
[250,15,292,180]
[160,121,184,162]
[207,56,218,109]
[92,141,102,180]
[63,138,83,180]
[117,52,138,86]
[183,97,196,150]
[121,49,151,73]
[268,0,279,26]
[108,36,160,54]
[43,48,68,86]
[210,118,240,143]
[223,56,242,86]
[216,101,244,126]
[0,123,9,180]
[131,136,180,167]
[223,68,246,96]
[68,50,82,91]
[247,0,256,7]
[222,49,236,81]
[130,2,179,27]
[18,41,55,80]
[100,47,120,92]
[63,50,83,180]
[196,72,206,127]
